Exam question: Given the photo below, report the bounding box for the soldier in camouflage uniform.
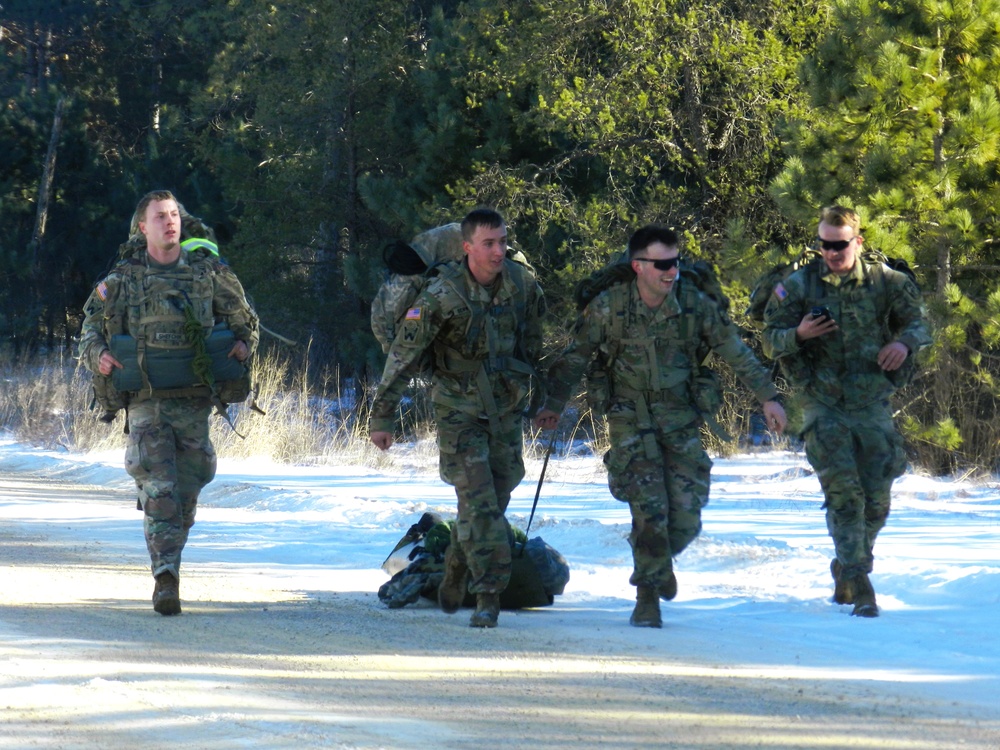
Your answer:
[369,208,545,628]
[79,190,258,616]
[535,225,787,628]
[762,206,931,618]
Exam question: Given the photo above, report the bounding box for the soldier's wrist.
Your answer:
[369,416,395,434]
[541,396,566,415]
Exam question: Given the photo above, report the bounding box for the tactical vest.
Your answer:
[120,253,215,373]
[780,259,914,390]
[429,259,541,428]
[92,251,249,416]
[590,276,726,451]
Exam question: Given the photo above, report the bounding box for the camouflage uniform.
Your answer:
[542,276,778,591]
[79,250,258,580]
[369,258,544,596]
[762,258,930,578]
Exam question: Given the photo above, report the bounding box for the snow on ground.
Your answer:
[1,433,999,721]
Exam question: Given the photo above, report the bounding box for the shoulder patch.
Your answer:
[96,281,109,301]
[405,307,422,321]
[773,282,788,301]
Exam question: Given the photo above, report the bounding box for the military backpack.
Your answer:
[370,224,466,384]
[378,511,570,610]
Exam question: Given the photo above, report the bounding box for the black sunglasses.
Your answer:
[815,237,856,252]
[633,256,680,271]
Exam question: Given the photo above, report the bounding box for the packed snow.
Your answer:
[1,431,999,742]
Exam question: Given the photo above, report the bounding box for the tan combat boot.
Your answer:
[850,572,879,618]
[469,593,501,628]
[830,559,855,605]
[437,545,469,614]
[630,585,662,628]
[152,572,181,616]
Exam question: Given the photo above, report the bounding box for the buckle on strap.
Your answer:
[484,356,515,374]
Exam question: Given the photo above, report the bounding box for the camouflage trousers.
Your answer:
[436,407,525,595]
[125,397,217,578]
[605,416,711,589]
[802,399,907,578]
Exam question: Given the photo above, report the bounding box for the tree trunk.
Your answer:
[32,97,66,268]
[930,90,955,470]
[28,96,66,348]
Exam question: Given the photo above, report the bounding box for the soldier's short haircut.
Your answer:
[461,208,505,241]
[819,205,861,234]
[131,189,180,236]
[628,225,679,258]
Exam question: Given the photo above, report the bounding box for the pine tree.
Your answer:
[770,0,1000,471]
[363,0,824,323]
[192,0,430,379]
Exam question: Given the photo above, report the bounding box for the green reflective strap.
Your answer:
[180,238,219,256]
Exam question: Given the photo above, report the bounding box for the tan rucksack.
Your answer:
[370,223,466,355]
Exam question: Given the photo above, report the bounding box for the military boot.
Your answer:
[830,559,855,605]
[850,572,879,618]
[152,572,181,616]
[629,585,662,628]
[437,545,469,614]
[469,593,501,628]
[659,571,678,602]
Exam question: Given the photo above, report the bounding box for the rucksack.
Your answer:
[378,512,570,610]
[370,223,467,358]
[575,256,730,317]
[573,257,731,435]
[745,247,823,328]
[746,247,917,325]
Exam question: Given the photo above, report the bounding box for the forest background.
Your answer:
[3,0,1000,474]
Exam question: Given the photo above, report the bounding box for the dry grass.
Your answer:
[0,345,387,467]
[2,345,781,471]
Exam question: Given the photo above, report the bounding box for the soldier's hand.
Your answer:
[228,340,249,362]
[877,341,909,371]
[370,431,394,451]
[795,311,838,341]
[533,409,560,430]
[98,349,123,376]
[762,400,787,435]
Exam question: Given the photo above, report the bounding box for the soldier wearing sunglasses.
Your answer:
[534,225,787,628]
[762,206,931,618]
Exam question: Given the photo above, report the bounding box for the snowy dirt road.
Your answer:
[2,471,1000,749]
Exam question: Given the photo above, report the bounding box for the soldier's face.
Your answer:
[631,241,680,302]
[463,223,507,286]
[817,220,861,276]
[140,199,182,262]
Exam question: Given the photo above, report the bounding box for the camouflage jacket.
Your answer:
[761,258,931,410]
[369,258,545,433]
[542,277,778,427]
[79,249,259,380]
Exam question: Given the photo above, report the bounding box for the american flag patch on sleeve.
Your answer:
[96,281,109,301]
[773,283,788,301]
[405,307,422,320]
